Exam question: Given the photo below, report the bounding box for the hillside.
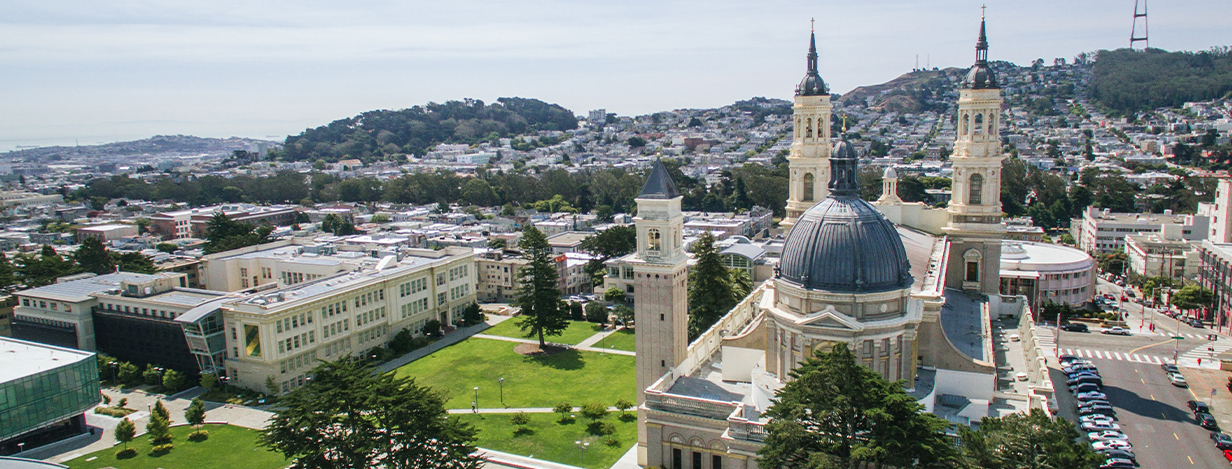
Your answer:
[2,135,276,162]
[838,68,963,113]
[1090,47,1232,114]
[282,97,577,163]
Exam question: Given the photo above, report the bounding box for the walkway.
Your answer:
[447,405,627,415]
[377,320,494,373]
[473,333,635,357]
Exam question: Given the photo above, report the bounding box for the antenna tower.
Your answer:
[1130,0,1148,49]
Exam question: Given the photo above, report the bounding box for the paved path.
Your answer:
[377,320,494,373]
[474,334,635,357]
[576,328,620,348]
[448,406,627,415]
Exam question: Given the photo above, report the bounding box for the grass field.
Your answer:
[394,336,635,409]
[458,411,637,469]
[595,328,635,351]
[484,319,605,345]
[65,424,286,469]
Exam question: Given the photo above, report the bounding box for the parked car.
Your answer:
[1081,414,1117,424]
[1198,412,1220,430]
[1064,364,1099,375]
[1071,383,1102,394]
[1068,375,1103,387]
[1080,405,1116,417]
[1059,354,1081,364]
[1211,432,1232,450]
[1081,420,1122,432]
[1191,320,1205,329]
[1088,430,1130,442]
[1091,439,1132,452]
[1060,323,1089,332]
[1102,327,1131,335]
[1099,458,1135,469]
[1189,400,1212,414]
[1171,374,1189,388]
[1078,400,1113,411]
[1099,449,1136,462]
[1077,391,1109,402]
[1225,449,1232,465]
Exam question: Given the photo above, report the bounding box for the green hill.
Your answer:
[1090,47,1232,114]
[283,97,578,163]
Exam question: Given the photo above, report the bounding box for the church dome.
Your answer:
[778,139,913,293]
[962,64,999,90]
[796,30,828,96]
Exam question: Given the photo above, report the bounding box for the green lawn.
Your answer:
[458,411,637,469]
[484,319,605,345]
[394,336,635,409]
[595,328,635,351]
[65,424,286,469]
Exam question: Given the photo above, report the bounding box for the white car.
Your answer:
[1091,439,1132,452]
[1080,414,1116,424]
[1170,374,1188,387]
[1077,391,1108,402]
[1080,421,1121,432]
[1088,430,1130,442]
[1101,327,1131,336]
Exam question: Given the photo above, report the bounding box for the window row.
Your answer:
[401,298,430,319]
[276,311,314,334]
[399,277,428,297]
[356,307,387,328]
[278,330,315,354]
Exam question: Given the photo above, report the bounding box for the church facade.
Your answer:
[629,14,1054,469]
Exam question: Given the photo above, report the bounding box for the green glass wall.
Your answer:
[0,354,100,442]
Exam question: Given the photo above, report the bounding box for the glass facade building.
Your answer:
[0,337,99,454]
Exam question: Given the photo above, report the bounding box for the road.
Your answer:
[1043,278,1231,467]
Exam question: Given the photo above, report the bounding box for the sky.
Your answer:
[1,0,1229,151]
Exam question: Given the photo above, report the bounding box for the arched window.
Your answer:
[648,229,662,252]
[974,113,984,135]
[795,118,801,138]
[802,173,815,202]
[961,113,969,136]
[964,249,982,283]
[805,118,813,138]
[968,173,983,205]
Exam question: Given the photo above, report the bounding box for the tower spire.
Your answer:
[796,21,827,96]
[975,8,989,64]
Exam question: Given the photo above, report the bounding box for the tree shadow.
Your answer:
[556,417,576,425]
[618,413,636,423]
[513,427,535,436]
[587,421,615,436]
[527,349,585,370]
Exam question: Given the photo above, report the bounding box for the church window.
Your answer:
[805,118,812,138]
[802,173,815,202]
[966,261,979,282]
[973,113,984,135]
[648,229,662,252]
[968,174,983,205]
[961,113,969,136]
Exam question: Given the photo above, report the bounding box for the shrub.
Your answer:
[150,443,174,454]
[588,421,617,436]
[188,430,210,441]
[553,402,573,422]
[605,437,621,446]
[93,406,135,418]
[101,393,111,405]
[510,412,531,426]
[114,447,137,459]
[585,302,608,323]
[581,402,608,422]
[117,398,127,408]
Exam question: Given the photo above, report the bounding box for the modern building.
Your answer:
[1077,207,1208,254]
[1202,178,1232,243]
[11,272,163,351]
[0,337,99,456]
[1124,232,1200,282]
[999,241,1097,311]
[218,246,476,395]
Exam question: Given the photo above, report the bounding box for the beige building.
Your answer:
[219,246,476,394]
[0,191,63,208]
[1125,233,1200,282]
[1077,207,1207,255]
[476,249,528,303]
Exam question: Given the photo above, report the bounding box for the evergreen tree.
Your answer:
[185,397,207,428]
[760,343,958,469]
[514,226,568,347]
[146,411,172,445]
[260,356,481,469]
[153,400,170,421]
[162,369,186,391]
[687,232,740,339]
[0,253,15,290]
[204,214,273,254]
[116,252,158,274]
[960,409,1101,469]
[114,418,136,449]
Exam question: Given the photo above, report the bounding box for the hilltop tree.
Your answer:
[514,226,568,347]
[760,343,957,469]
[260,356,481,469]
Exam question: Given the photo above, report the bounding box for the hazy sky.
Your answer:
[2,0,1228,150]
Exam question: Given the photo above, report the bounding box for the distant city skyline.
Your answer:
[2,0,1228,151]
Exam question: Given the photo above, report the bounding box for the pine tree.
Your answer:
[514,226,568,348]
[152,400,170,422]
[74,237,116,274]
[114,418,136,449]
[146,412,172,445]
[0,253,15,289]
[687,232,739,339]
[185,398,206,428]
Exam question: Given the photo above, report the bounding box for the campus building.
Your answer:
[0,337,99,456]
[1077,207,1208,255]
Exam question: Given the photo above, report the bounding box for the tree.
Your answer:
[321,213,358,236]
[759,343,958,469]
[146,411,172,445]
[1058,233,1076,245]
[143,364,163,386]
[162,369,186,392]
[613,305,635,326]
[260,356,481,469]
[615,399,634,416]
[960,409,1101,469]
[370,214,392,223]
[509,412,531,430]
[585,301,608,324]
[553,402,574,422]
[74,237,115,274]
[1098,249,1127,275]
[627,136,647,148]
[688,232,740,339]
[199,372,216,391]
[603,287,626,304]
[568,301,585,320]
[153,400,170,421]
[390,328,415,355]
[580,402,608,422]
[462,303,484,326]
[185,397,206,428]
[116,252,158,274]
[114,418,136,449]
[487,238,507,250]
[266,375,281,396]
[424,319,442,337]
[156,242,179,254]
[0,253,16,290]
[204,213,273,254]
[514,226,568,347]
[1172,284,1214,318]
[117,362,139,384]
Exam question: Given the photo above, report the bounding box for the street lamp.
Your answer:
[575,440,590,465]
[474,387,479,411]
[109,362,118,385]
[498,378,505,407]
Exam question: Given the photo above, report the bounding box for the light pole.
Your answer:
[474,387,479,411]
[498,378,505,407]
[575,440,590,465]
[110,362,118,385]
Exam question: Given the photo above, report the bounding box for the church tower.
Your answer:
[632,159,689,465]
[944,11,1005,295]
[781,23,834,231]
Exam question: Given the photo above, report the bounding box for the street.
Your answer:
[1041,278,1232,467]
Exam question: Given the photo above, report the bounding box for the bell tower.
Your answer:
[945,10,1005,295]
[633,159,689,466]
[781,21,834,231]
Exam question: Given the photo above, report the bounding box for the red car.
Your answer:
[1224,449,1232,464]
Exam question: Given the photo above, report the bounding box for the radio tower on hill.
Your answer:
[1130,0,1148,49]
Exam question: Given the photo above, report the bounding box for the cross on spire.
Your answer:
[810,17,814,32]
[981,4,986,19]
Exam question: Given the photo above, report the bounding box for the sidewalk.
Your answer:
[1179,367,1232,430]
[377,319,494,373]
[447,406,626,415]
[474,334,635,357]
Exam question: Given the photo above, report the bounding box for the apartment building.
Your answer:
[1077,207,1208,254]
[219,246,475,394]
[476,249,527,303]
[1125,233,1200,282]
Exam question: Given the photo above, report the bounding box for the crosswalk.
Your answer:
[1056,348,1172,365]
